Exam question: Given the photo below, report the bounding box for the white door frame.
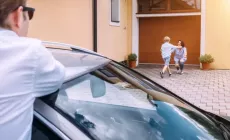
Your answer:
[132,0,206,65]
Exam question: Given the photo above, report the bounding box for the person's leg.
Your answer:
[160,57,170,78]
[163,65,168,73]
[165,57,172,76]
[179,59,186,74]
[174,57,179,68]
[176,65,180,71]
[175,60,180,73]
[179,62,184,72]
[167,66,172,76]
[160,65,167,78]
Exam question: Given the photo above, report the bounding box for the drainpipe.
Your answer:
[93,0,97,52]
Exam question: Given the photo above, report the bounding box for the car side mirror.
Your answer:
[90,76,106,98]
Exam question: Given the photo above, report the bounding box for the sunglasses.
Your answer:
[13,6,35,20]
[22,6,35,20]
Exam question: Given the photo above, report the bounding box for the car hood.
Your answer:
[67,100,226,140]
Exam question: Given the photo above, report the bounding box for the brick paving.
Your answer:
[135,65,230,116]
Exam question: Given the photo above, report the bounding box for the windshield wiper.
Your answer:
[205,113,230,140]
[220,123,230,140]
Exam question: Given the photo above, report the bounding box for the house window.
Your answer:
[110,0,120,26]
[138,0,201,14]
[171,0,201,10]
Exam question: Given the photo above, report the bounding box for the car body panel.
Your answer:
[34,99,90,140]
[223,116,230,122]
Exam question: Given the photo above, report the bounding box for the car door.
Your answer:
[32,116,62,140]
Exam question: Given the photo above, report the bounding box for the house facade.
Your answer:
[28,0,230,69]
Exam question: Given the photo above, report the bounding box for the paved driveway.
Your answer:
[135,65,230,116]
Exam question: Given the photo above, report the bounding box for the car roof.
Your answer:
[43,41,111,82]
[34,41,111,139]
[43,41,102,57]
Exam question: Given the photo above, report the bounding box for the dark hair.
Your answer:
[0,0,26,28]
[179,40,185,48]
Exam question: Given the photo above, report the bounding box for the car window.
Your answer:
[112,62,167,93]
[41,62,226,140]
[32,117,62,140]
[43,62,197,139]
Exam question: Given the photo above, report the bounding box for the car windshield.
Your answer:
[43,49,225,140]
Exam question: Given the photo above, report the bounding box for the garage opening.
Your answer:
[139,16,201,64]
[137,0,201,65]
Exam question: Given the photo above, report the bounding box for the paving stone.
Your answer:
[136,65,230,116]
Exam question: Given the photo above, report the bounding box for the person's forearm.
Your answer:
[184,51,187,58]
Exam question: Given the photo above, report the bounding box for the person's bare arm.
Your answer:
[170,43,180,51]
[33,43,65,97]
[184,48,188,58]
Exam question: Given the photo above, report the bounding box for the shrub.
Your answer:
[199,54,214,64]
[128,53,137,61]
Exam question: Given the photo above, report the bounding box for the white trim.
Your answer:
[132,0,206,65]
[109,22,120,27]
[109,0,121,27]
[200,0,206,55]
[132,0,139,64]
[136,12,201,18]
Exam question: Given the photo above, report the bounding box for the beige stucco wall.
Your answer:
[28,0,93,50]
[97,0,132,61]
[205,0,230,69]
[127,0,133,56]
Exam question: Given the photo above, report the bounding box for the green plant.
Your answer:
[199,54,214,63]
[128,53,137,61]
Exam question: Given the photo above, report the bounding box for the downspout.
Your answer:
[93,0,97,52]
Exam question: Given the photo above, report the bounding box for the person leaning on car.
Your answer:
[0,0,65,140]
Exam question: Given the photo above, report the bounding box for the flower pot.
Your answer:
[201,63,210,70]
[129,61,136,68]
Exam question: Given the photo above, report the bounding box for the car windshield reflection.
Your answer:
[41,62,225,140]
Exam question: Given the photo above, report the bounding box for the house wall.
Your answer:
[205,0,230,69]
[97,0,132,61]
[28,0,132,62]
[28,0,93,50]
[127,0,133,57]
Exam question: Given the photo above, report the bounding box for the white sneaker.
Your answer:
[177,70,180,74]
[181,71,184,74]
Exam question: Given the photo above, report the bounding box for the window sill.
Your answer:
[110,22,120,27]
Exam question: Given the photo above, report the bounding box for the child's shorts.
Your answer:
[163,57,171,66]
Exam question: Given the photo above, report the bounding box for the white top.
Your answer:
[161,42,176,58]
[0,29,65,140]
[174,47,187,59]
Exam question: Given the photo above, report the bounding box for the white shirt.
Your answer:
[0,29,65,140]
[174,47,187,59]
[161,42,176,58]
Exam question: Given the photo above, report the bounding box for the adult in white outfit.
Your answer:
[0,0,65,140]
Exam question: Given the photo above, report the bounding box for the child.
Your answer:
[160,36,177,78]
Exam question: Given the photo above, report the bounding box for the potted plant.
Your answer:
[199,54,214,70]
[128,53,137,68]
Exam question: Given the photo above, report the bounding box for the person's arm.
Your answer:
[170,44,178,51]
[33,42,65,97]
[184,47,187,58]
